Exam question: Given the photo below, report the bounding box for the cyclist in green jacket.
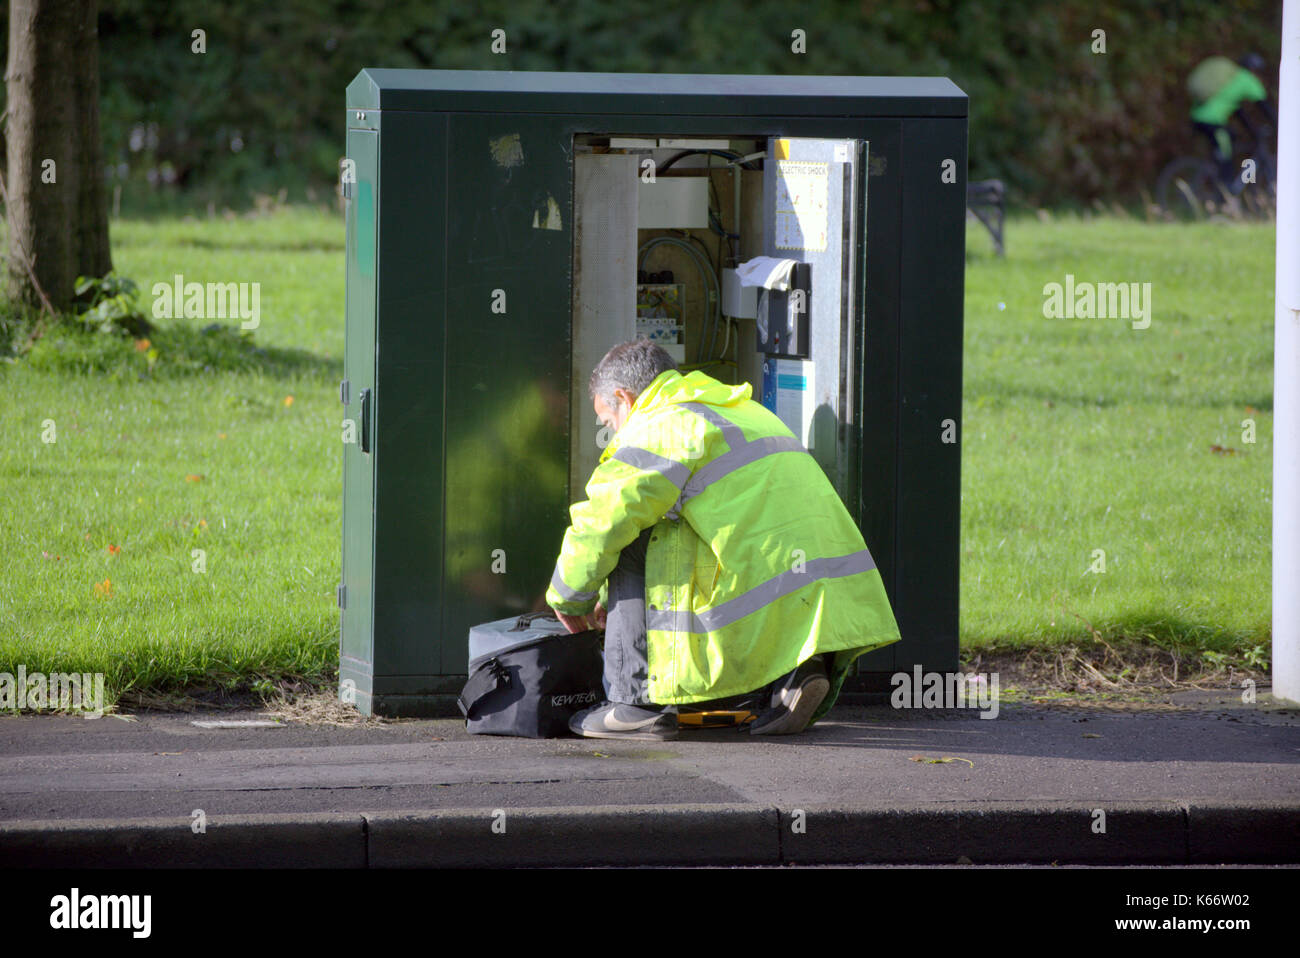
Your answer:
[1187,53,1275,192]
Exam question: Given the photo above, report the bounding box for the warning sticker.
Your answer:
[774,160,829,252]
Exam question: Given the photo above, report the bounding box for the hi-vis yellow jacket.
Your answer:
[546,368,901,724]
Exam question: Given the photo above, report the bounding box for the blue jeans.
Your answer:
[603,526,656,706]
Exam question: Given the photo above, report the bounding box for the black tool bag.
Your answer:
[457,610,605,738]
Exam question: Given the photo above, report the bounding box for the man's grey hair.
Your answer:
[588,339,678,407]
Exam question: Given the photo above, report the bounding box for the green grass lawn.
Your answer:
[0,208,1275,708]
[2,209,345,702]
[962,214,1272,658]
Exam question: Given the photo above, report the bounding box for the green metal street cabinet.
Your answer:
[340,70,967,716]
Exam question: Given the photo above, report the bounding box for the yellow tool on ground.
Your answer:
[678,706,758,728]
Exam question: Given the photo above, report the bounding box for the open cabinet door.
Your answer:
[759,136,865,514]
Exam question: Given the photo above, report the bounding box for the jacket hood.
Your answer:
[632,369,752,414]
[598,369,751,463]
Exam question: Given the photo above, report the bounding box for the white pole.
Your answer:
[1273,0,1300,706]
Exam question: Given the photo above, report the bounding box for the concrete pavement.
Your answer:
[1,687,1297,866]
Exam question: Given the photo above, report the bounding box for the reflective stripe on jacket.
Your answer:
[546,368,901,722]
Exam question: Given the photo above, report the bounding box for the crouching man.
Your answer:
[547,340,901,740]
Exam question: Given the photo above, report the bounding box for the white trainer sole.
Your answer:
[569,724,679,741]
[749,675,830,736]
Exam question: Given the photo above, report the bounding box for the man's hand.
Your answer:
[555,611,592,634]
[554,601,606,634]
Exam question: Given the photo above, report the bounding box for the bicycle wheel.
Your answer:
[1156,156,1222,221]
[1239,150,1277,218]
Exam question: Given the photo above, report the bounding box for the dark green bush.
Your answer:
[0,0,1285,208]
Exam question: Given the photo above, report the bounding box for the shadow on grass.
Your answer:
[1098,612,1270,667]
[20,321,341,381]
[968,380,1274,413]
[165,236,344,253]
[967,609,1269,660]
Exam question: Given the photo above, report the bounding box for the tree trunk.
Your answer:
[5,0,112,313]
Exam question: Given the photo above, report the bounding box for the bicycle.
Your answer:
[1155,119,1277,221]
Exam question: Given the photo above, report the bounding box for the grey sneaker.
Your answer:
[569,701,679,741]
[748,655,830,736]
